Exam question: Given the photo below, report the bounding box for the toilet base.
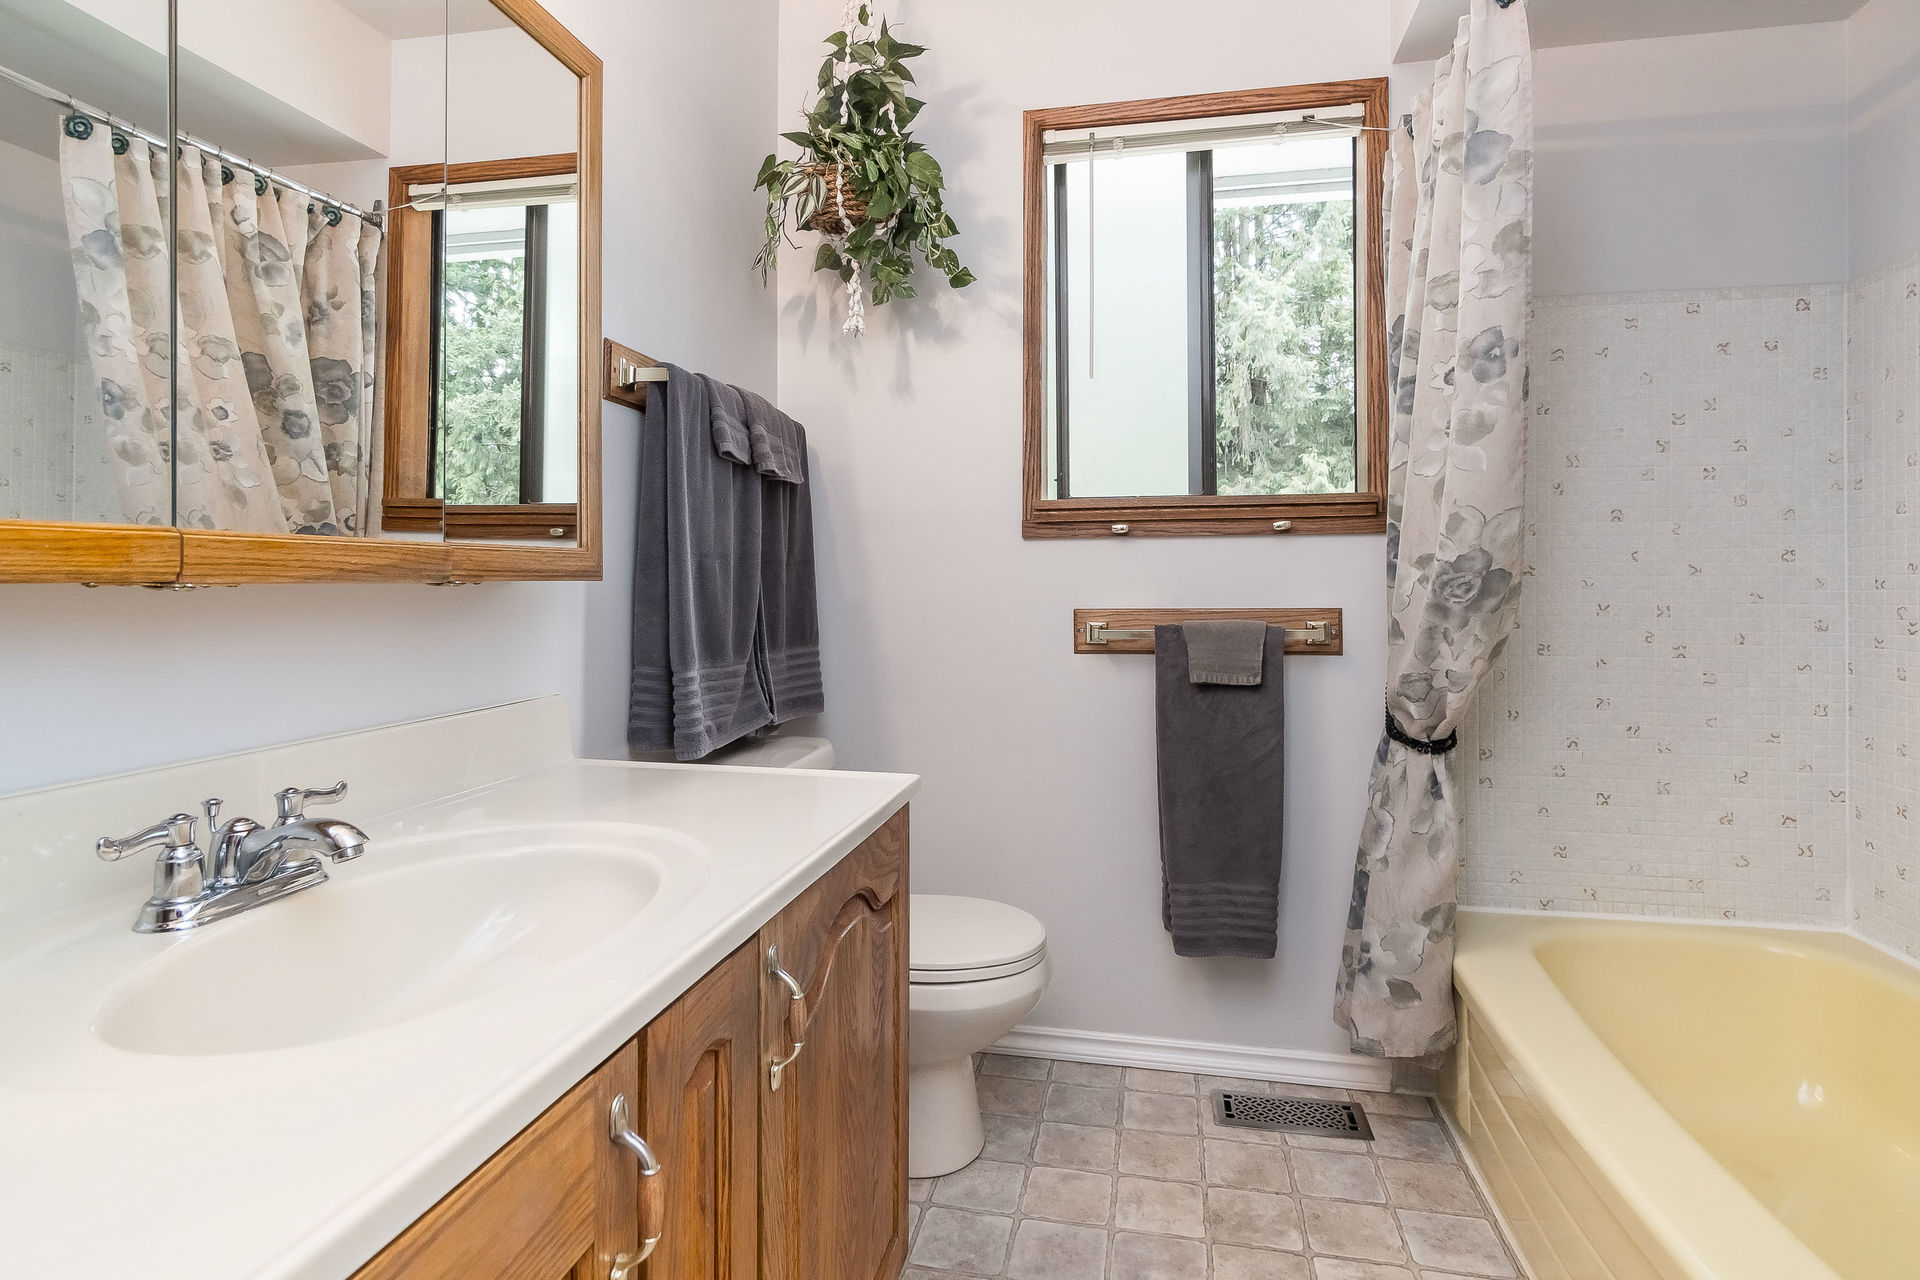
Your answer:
[908,1055,987,1179]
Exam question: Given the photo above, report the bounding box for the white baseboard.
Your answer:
[991,1024,1394,1092]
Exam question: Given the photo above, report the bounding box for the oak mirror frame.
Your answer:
[1021,79,1390,539]
[0,0,603,586]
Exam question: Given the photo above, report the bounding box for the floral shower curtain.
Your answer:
[60,124,381,534]
[1333,0,1533,1061]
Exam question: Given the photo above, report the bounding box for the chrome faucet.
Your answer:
[97,781,369,934]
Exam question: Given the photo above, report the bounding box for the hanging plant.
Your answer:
[754,3,974,335]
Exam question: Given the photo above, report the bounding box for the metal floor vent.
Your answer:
[1212,1091,1373,1140]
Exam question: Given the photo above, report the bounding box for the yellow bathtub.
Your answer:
[1443,910,1920,1280]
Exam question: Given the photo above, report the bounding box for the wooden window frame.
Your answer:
[1021,78,1390,539]
[383,150,580,542]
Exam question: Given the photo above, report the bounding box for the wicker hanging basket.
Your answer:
[804,162,869,235]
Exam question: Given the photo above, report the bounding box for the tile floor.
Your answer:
[904,1055,1524,1280]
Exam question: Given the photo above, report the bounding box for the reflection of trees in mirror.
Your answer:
[1213,197,1357,496]
[439,255,525,506]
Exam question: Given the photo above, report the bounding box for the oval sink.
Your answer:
[94,844,663,1057]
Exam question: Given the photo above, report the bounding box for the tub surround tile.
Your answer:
[910,1056,1521,1279]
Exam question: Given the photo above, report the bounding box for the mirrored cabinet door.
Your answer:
[174,0,447,543]
[0,0,173,530]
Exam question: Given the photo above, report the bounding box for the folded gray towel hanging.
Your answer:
[1181,619,1269,685]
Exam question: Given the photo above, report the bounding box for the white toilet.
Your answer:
[907,894,1050,1178]
[705,735,1052,1178]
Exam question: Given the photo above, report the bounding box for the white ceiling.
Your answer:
[332,0,512,40]
[1394,0,1873,62]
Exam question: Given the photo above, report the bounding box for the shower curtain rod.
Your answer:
[0,61,383,226]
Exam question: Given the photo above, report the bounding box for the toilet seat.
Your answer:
[910,894,1048,985]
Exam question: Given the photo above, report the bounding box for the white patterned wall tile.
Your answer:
[1461,285,1849,924]
[1847,251,1920,959]
[0,337,118,524]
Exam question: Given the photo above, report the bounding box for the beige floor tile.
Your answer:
[1204,1138,1294,1193]
[1006,1219,1108,1280]
[1206,1186,1305,1251]
[1019,1166,1113,1226]
[1119,1130,1203,1181]
[1109,1232,1209,1280]
[978,1075,1049,1119]
[1312,1260,1418,1280]
[1050,1060,1124,1087]
[1396,1209,1516,1277]
[1271,1083,1351,1101]
[910,1177,934,1203]
[1033,1121,1117,1172]
[1198,1074,1275,1097]
[1379,1159,1481,1215]
[1114,1175,1206,1237]
[932,1159,1026,1213]
[907,1201,921,1237]
[1289,1148,1385,1202]
[1124,1067,1197,1094]
[1302,1197,1406,1263]
[1214,1244,1313,1279]
[983,1112,1040,1163]
[1351,1090,1436,1118]
[1201,1111,1291,1148]
[979,1052,1051,1080]
[1123,1090,1200,1134]
[908,1208,1014,1275]
[1044,1083,1121,1126]
[1367,1117,1456,1164]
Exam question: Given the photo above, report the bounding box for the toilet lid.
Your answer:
[910,894,1047,982]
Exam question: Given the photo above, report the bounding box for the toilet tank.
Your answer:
[705,735,836,769]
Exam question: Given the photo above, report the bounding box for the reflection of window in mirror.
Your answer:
[1022,81,1389,538]
[385,157,581,539]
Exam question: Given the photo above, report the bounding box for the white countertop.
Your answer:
[0,702,917,1279]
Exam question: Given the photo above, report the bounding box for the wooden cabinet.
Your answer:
[636,940,763,1280]
[353,809,908,1280]
[759,809,910,1280]
[352,1041,638,1280]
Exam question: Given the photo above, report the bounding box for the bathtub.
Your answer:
[1443,910,1920,1280]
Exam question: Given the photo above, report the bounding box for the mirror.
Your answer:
[1022,83,1389,538]
[0,0,173,528]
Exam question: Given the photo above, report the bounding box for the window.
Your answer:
[1023,82,1389,537]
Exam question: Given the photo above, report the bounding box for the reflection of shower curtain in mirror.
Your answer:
[58,127,382,534]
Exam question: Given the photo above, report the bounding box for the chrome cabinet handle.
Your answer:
[609,1094,663,1273]
[767,944,807,1091]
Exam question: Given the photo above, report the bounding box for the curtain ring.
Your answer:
[255,174,269,196]
[325,207,343,226]
[62,114,93,140]
[111,132,130,155]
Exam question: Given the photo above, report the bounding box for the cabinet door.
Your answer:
[637,940,762,1280]
[352,1041,639,1280]
[759,809,910,1280]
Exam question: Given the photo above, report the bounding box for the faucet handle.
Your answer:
[275,780,348,823]
[97,813,197,862]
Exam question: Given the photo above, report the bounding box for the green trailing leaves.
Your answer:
[752,6,973,316]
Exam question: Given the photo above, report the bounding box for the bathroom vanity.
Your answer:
[0,699,918,1279]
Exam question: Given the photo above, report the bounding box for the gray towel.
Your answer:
[1154,624,1285,958]
[708,377,755,468]
[744,390,823,720]
[628,365,775,760]
[1182,620,1268,685]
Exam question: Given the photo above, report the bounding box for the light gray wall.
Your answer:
[775,0,1393,1059]
[1532,23,1851,295]
[0,0,778,793]
[1848,0,1920,275]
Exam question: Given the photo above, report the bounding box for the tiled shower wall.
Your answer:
[1847,250,1920,958]
[1460,285,1852,926]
